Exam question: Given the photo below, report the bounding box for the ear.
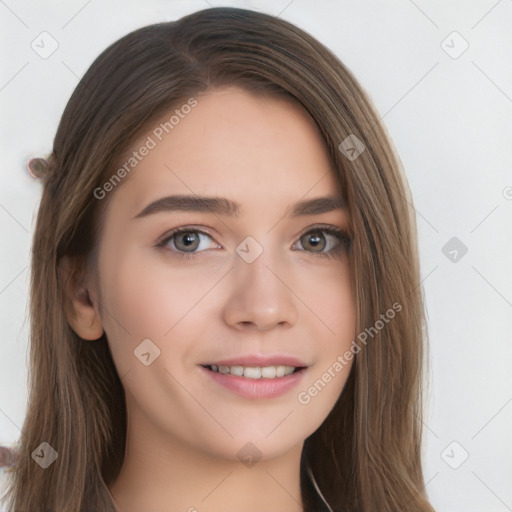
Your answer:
[59,255,104,341]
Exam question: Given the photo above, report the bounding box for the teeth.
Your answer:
[244,367,261,379]
[261,366,276,378]
[230,365,244,376]
[208,364,297,379]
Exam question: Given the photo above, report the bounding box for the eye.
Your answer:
[157,227,219,258]
[293,226,351,260]
[156,225,351,260]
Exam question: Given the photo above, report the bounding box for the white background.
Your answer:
[1,1,511,511]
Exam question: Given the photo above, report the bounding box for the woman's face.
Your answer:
[88,86,356,462]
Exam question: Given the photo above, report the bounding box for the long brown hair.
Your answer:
[1,7,435,511]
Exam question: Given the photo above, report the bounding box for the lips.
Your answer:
[199,360,307,398]
[198,354,309,397]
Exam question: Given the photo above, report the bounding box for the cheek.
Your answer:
[294,260,356,344]
[293,266,356,412]
[97,251,224,371]
[320,285,355,341]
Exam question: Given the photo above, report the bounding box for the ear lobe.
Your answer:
[59,255,104,341]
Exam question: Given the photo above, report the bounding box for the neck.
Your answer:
[107,406,305,512]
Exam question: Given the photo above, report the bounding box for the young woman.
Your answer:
[1,6,435,512]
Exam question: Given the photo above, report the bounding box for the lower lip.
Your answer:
[199,365,307,399]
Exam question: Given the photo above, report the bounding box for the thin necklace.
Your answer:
[307,465,335,512]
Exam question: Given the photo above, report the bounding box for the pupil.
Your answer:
[178,232,198,250]
[305,232,324,250]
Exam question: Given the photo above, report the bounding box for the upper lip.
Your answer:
[201,354,308,368]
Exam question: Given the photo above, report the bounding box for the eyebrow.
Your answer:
[133,194,345,219]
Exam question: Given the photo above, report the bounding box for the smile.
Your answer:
[203,364,301,379]
[199,362,308,399]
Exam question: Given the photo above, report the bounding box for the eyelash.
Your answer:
[156,225,351,261]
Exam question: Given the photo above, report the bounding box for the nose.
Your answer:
[221,241,299,332]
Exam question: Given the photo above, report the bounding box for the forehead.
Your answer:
[110,86,342,214]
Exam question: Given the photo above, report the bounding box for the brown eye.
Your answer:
[300,231,327,252]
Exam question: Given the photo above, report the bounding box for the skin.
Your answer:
[63,86,356,512]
